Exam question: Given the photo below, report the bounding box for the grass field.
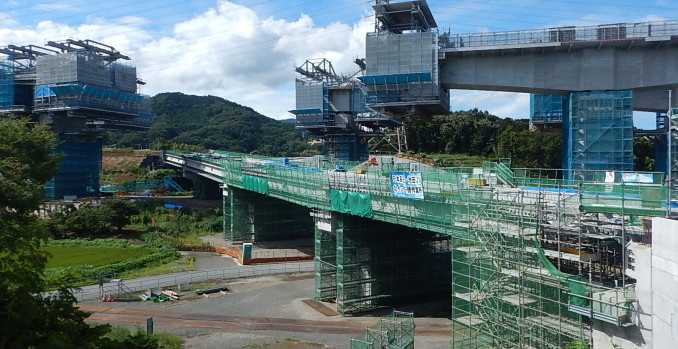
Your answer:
[44,246,153,268]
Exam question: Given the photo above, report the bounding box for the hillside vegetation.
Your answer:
[106,92,316,156]
[404,109,562,169]
[106,94,655,171]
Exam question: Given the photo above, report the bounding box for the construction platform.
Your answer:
[163,150,671,349]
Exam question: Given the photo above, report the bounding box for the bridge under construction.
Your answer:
[164,149,676,349]
[162,3,678,348]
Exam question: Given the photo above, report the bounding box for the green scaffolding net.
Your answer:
[533,239,588,307]
[165,150,671,349]
[242,174,269,195]
[330,189,373,218]
[350,311,415,349]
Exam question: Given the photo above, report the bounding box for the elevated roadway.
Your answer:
[439,21,678,111]
[162,150,670,235]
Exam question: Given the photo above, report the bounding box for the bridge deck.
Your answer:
[163,150,669,238]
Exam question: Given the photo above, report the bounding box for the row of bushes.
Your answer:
[46,238,133,248]
[45,248,178,283]
[44,237,178,284]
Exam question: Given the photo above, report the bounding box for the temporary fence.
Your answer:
[70,262,314,302]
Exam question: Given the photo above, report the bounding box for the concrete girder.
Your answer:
[440,38,678,112]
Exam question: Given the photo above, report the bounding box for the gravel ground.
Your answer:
[183,330,348,348]
[85,272,451,349]
[179,251,238,270]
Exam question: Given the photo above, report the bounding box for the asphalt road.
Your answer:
[80,274,451,349]
[75,252,451,348]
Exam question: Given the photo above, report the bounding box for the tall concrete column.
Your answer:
[222,187,313,243]
[313,210,337,301]
[330,213,451,314]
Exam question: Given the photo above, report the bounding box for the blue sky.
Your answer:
[2,0,677,128]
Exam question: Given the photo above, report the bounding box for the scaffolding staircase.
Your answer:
[100,277,136,300]
[350,311,415,349]
[486,159,516,188]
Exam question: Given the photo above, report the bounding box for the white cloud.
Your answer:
[116,16,150,27]
[134,1,373,119]
[0,1,372,119]
[0,13,19,30]
[33,3,76,12]
[451,90,530,119]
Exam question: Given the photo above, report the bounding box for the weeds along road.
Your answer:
[73,260,314,301]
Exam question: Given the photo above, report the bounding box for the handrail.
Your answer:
[441,20,678,49]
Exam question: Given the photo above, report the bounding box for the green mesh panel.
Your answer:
[242,174,268,195]
[330,189,373,218]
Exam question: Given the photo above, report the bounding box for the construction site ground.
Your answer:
[80,269,450,348]
[90,163,449,347]
[102,149,158,183]
[201,234,315,260]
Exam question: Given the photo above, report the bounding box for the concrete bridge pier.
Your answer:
[185,173,221,199]
[222,187,313,243]
[313,210,451,314]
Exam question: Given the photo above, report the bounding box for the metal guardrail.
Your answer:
[72,262,314,302]
[441,20,678,49]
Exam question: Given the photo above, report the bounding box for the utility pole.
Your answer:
[668,90,673,216]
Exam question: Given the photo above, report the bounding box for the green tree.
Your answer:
[101,199,140,232]
[633,136,655,171]
[0,117,111,348]
[497,126,562,169]
[65,206,111,236]
[404,109,514,157]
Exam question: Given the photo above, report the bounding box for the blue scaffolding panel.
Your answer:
[530,94,568,124]
[564,91,634,176]
[358,72,432,85]
[0,60,14,108]
[0,60,34,112]
[34,83,149,120]
[325,132,369,162]
[44,136,102,200]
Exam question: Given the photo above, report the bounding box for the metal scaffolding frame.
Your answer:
[291,58,400,161]
[0,39,151,199]
[44,135,102,200]
[564,91,635,177]
[351,310,415,349]
[173,149,669,348]
[530,94,569,126]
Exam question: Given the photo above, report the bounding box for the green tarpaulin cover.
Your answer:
[534,239,589,307]
[330,190,373,218]
[242,175,268,195]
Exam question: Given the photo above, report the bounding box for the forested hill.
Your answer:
[105,95,651,171]
[404,109,562,169]
[106,92,315,156]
